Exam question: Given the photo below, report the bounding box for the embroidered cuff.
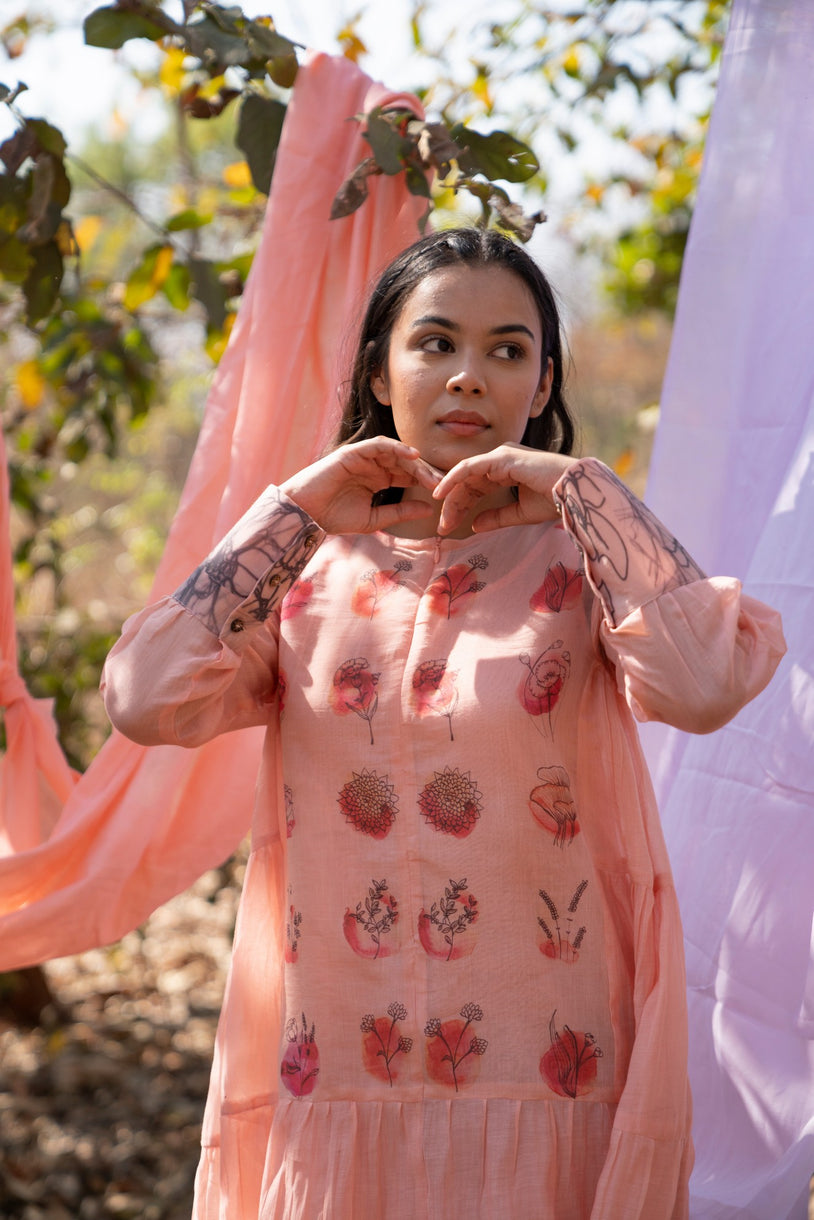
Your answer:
[553,457,705,627]
[172,486,325,637]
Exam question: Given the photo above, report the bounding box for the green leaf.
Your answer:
[123,243,173,311]
[166,208,212,232]
[161,261,191,310]
[364,113,405,175]
[23,240,62,323]
[405,165,431,198]
[27,119,66,159]
[451,125,538,183]
[236,94,286,196]
[0,234,33,282]
[83,7,166,49]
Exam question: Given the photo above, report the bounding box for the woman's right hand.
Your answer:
[279,438,441,535]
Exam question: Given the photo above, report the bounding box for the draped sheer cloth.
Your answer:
[0,53,427,951]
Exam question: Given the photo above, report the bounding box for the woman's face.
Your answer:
[370,264,553,472]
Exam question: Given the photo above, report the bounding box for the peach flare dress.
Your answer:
[101,457,785,1220]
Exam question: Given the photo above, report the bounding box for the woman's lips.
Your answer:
[437,411,489,437]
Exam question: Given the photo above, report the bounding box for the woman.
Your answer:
[102,228,784,1219]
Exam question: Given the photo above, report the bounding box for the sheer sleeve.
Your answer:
[553,458,786,733]
[101,487,324,748]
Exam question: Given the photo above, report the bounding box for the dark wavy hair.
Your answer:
[334,227,575,455]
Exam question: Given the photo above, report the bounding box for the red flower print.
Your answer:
[284,784,295,838]
[418,767,482,837]
[344,878,399,959]
[337,769,398,838]
[331,657,380,744]
[418,878,479,960]
[285,902,302,964]
[540,1011,602,1098]
[280,577,314,621]
[530,562,583,614]
[360,1002,413,1086]
[537,881,588,963]
[518,641,571,736]
[426,554,489,619]
[424,1002,488,1092]
[411,659,459,741]
[280,1012,320,1098]
[351,561,412,619]
[528,765,580,847]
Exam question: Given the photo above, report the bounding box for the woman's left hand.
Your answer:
[433,444,578,536]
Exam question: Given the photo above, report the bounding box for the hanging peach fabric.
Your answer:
[640,2,814,1216]
[0,52,426,958]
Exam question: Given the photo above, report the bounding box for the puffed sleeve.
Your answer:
[101,486,325,748]
[553,457,786,733]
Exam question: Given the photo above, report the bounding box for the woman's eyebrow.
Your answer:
[411,315,535,339]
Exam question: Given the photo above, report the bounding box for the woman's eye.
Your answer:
[422,336,455,354]
[493,342,525,360]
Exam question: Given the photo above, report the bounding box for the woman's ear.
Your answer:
[370,367,391,406]
[528,357,554,419]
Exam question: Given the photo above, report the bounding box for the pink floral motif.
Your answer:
[360,1002,413,1086]
[352,561,412,619]
[330,657,380,744]
[337,769,398,838]
[424,1002,488,1092]
[518,641,570,735]
[284,784,295,838]
[537,881,588,963]
[411,659,459,741]
[530,561,583,614]
[540,1011,602,1098]
[280,1012,320,1098]
[528,765,580,846]
[280,577,314,621]
[418,767,482,837]
[426,554,489,618]
[344,879,399,959]
[418,878,479,960]
[285,902,302,964]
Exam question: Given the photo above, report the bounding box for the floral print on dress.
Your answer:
[280,1012,320,1098]
[528,765,580,846]
[331,658,380,744]
[424,1002,488,1092]
[360,1003,413,1086]
[285,902,302,964]
[411,659,459,741]
[280,577,314,621]
[518,641,571,736]
[277,668,287,715]
[418,878,479,960]
[344,878,399,959]
[351,561,413,619]
[537,881,588,963]
[419,767,482,837]
[540,1011,602,1098]
[530,561,583,614]
[284,784,295,838]
[426,553,489,618]
[337,769,398,838]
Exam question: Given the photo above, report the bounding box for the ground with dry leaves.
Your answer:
[0,861,243,1220]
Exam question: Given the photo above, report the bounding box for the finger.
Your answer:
[368,497,435,533]
[470,500,526,533]
[436,481,491,536]
[433,458,517,501]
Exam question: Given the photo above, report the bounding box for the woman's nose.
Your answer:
[446,365,486,396]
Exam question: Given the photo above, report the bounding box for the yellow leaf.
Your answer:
[206,311,236,363]
[613,448,635,480]
[199,74,226,100]
[223,161,252,188]
[151,244,174,289]
[338,16,367,63]
[159,46,187,94]
[75,215,102,253]
[471,71,493,113]
[16,360,45,410]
